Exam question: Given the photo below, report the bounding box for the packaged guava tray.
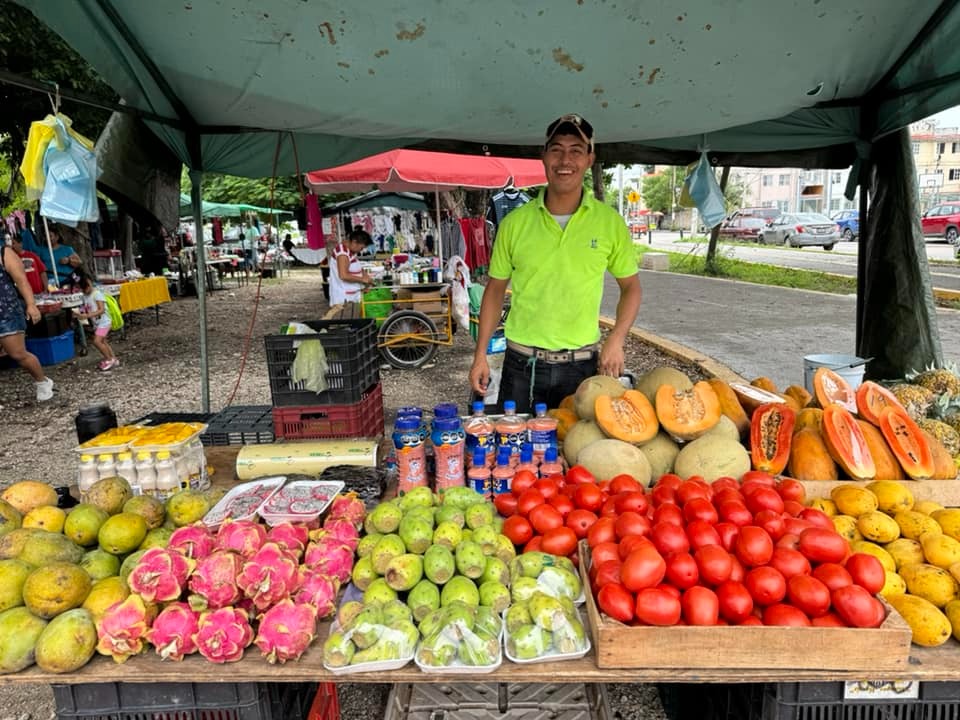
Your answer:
[258,480,345,526]
[202,477,285,527]
[322,620,416,675]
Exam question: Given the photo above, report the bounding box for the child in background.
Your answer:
[75,274,119,371]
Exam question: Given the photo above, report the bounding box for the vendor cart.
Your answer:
[360,281,453,369]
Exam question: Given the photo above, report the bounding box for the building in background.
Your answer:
[911,120,960,210]
[739,167,859,215]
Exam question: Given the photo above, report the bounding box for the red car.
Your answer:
[921,204,960,244]
[719,216,767,242]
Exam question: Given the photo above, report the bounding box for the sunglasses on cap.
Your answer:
[545,114,594,151]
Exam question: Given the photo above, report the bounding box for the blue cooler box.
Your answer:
[26,329,74,366]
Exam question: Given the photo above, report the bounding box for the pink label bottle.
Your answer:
[538,446,563,480]
[491,446,515,495]
[515,442,539,476]
[467,447,492,500]
[526,402,558,464]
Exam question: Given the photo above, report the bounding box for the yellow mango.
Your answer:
[944,599,960,642]
[921,532,960,569]
[831,485,878,517]
[831,515,863,543]
[914,500,945,516]
[880,570,907,598]
[22,506,66,534]
[899,563,959,607]
[895,511,941,541]
[851,541,896,572]
[886,594,952,647]
[933,509,960,541]
[865,480,914,514]
[857,511,901,544]
[884,538,925,570]
[807,497,837,516]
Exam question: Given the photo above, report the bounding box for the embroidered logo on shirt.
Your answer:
[590,238,598,249]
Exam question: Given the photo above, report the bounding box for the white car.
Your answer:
[759,213,841,250]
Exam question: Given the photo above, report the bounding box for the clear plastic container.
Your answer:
[516,442,539,476]
[115,451,140,496]
[495,400,526,464]
[188,439,208,491]
[258,479,345,526]
[491,446,515,495]
[538,446,564,480]
[96,453,117,481]
[463,400,495,469]
[466,447,491,500]
[135,451,157,497]
[203,477,285,527]
[77,454,99,500]
[154,450,179,501]
[527,402,558,463]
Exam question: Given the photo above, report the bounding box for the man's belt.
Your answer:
[506,340,598,363]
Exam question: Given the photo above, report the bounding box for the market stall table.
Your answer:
[117,277,173,324]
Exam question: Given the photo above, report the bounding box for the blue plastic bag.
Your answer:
[40,118,100,226]
[684,152,726,230]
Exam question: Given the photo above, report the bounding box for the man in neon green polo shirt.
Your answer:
[469,114,641,412]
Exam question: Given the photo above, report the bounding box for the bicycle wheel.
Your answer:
[378,310,439,369]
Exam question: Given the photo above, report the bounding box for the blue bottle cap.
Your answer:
[433,403,458,419]
[433,417,460,431]
[544,446,558,463]
[534,402,547,414]
[471,400,485,413]
[503,400,517,413]
[394,417,420,431]
[520,443,534,463]
[473,447,487,465]
[496,447,511,465]
[397,406,423,419]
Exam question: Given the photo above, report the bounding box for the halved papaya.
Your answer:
[812,367,857,413]
[705,378,750,439]
[750,403,796,475]
[856,419,904,481]
[655,381,721,441]
[787,427,838,481]
[595,390,659,444]
[855,381,905,426]
[878,405,935,480]
[821,403,876,481]
[729,382,788,416]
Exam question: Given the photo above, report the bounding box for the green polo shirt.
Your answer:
[489,189,638,350]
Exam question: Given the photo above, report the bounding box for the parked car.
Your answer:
[718,216,767,242]
[727,207,781,223]
[921,204,960,244]
[831,209,859,240]
[759,213,841,250]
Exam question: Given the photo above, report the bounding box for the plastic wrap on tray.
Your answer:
[322,599,419,674]
[258,479,344,526]
[414,601,502,672]
[503,592,590,664]
[508,551,584,605]
[202,477,285,527]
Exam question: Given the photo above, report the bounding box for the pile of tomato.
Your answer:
[494,466,888,628]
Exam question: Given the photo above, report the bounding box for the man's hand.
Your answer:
[598,339,626,377]
[469,355,491,396]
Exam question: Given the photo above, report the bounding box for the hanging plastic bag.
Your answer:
[682,151,726,229]
[20,113,95,202]
[443,255,471,331]
[39,117,100,226]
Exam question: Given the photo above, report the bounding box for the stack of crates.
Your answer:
[202,405,275,446]
[386,683,611,720]
[264,319,384,440]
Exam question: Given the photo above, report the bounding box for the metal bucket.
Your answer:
[802,353,867,394]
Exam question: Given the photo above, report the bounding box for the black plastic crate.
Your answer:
[52,682,317,720]
[264,319,379,406]
[27,308,73,338]
[202,405,275,446]
[132,412,215,426]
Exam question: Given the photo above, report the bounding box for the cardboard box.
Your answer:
[578,541,911,671]
[396,288,445,314]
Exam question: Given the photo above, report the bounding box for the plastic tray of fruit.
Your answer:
[414,604,503,674]
[202,477,285,527]
[509,552,586,606]
[322,618,417,675]
[76,424,149,454]
[128,421,208,453]
[258,480,345,526]
[503,601,590,665]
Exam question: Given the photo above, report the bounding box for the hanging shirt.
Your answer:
[328,242,364,305]
[486,188,531,227]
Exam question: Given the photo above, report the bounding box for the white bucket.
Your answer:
[803,354,867,394]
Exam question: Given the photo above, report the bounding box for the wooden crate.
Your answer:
[800,479,960,507]
[578,541,912,671]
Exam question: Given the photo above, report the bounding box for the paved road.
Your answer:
[601,269,960,390]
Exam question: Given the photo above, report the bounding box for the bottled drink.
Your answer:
[154,450,180,501]
[135,451,157,497]
[538,446,564,480]
[188,439,209,491]
[96,453,117,481]
[516,443,539,476]
[495,400,526,465]
[77,454,99,500]
[491,447,515,495]
[115,451,140,495]
[466,448,492,500]
[393,416,427,493]
[463,400,496,468]
[527,402,558,464]
[433,403,458,420]
[432,416,466,491]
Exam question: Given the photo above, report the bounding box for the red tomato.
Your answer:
[787,574,832,617]
[768,547,811,579]
[565,508,599,539]
[739,615,763,626]
[811,612,847,627]
[681,586,720,626]
[502,515,533,546]
[798,508,834,530]
[718,501,753,527]
[548,493,575,518]
[621,544,667,592]
[619,534,653,560]
[565,466,596,485]
[714,522,740,552]
[735,526,774,567]
[635,587,682,626]
[777,478,806,503]
[598,480,612,495]
[523,535,543,553]
[744,486,785,516]
[715,580,754,624]
[528,504,564,535]
[753,509,786,540]
[511,470,538,495]
[615,511,651,540]
[657,583,682,600]
[656,474,683,490]
[493,493,518,517]
[600,496,619,517]
[776,533,801,551]
[651,521,690,556]
[664,551,699,589]
[741,470,777,486]
[516,488,546,516]
[574,483,604,512]
[711,477,740,494]
[683,497,719,525]
[782,500,806,517]
[591,541,620,568]
[676,480,711,505]
[745,566,787,606]
[729,555,746,583]
[740,481,768,497]
[713,488,746,507]
[762,603,811,626]
[597,583,635,623]
[695,544,733,585]
[831,585,885,628]
[534,478,560,500]
[783,517,813,537]
[651,484,677,507]
[686,520,722,550]
[845,553,886,595]
[614,491,650,515]
[610,474,643,495]
[811,563,853,591]
[798,527,848,564]
[593,559,622,588]
[653,503,684,526]
[541,526,578,556]
[587,517,617,547]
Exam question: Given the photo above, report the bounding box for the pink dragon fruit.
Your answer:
[327,492,366,526]
[146,602,200,661]
[294,571,340,618]
[193,607,254,664]
[303,540,354,584]
[254,598,318,664]
[216,519,268,557]
[236,542,302,611]
[96,595,152,664]
[187,550,243,611]
[127,547,195,603]
[266,522,309,558]
[167,525,216,560]
[322,518,360,550]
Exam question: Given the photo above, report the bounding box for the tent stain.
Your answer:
[396,22,427,41]
[601,101,609,108]
[552,48,584,72]
[705,24,712,30]
[375,49,389,57]
[318,22,336,45]
[368,69,375,75]
[647,67,661,84]
[337,62,350,68]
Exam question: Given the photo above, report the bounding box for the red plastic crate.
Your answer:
[307,683,339,720]
[272,383,384,440]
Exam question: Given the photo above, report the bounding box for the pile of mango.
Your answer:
[810,480,960,647]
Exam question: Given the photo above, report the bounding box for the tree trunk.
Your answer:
[705,166,731,274]
[592,161,605,201]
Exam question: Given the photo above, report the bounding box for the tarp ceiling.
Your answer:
[322,191,428,214]
[15,1,960,175]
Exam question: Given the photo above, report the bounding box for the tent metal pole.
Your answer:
[190,170,211,413]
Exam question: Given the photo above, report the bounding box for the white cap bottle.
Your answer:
[135,451,157,497]
[154,450,179,501]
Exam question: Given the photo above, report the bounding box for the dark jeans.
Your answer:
[497,347,598,414]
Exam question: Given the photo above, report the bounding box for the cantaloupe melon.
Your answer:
[673,434,751,482]
[576,439,653,486]
[637,432,680,480]
[562,420,607,466]
[573,376,626,421]
[635,366,693,405]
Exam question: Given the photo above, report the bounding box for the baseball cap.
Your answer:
[545,114,594,152]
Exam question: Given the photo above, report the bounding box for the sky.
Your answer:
[929,107,960,128]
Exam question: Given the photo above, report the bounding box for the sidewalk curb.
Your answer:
[599,316,747,384]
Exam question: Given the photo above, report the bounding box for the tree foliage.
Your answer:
[642,170,683,213]
[181,167,305,209]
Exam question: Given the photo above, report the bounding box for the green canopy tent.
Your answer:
[13,0,960,408]
[176,194,293,220]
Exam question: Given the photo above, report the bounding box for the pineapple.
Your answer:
[914,365,960,397]
[889,383,935,422]
[918,418,960,457]
[945,412,960,437]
